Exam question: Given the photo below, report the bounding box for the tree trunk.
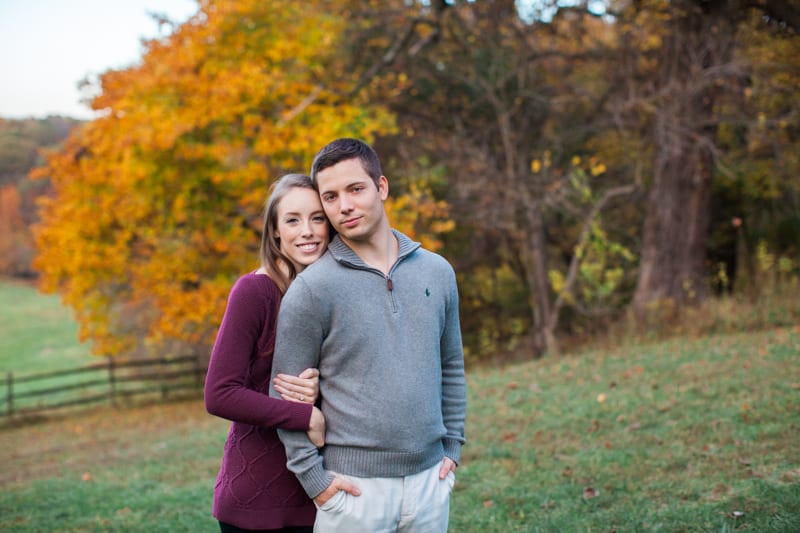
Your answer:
[632,1,736,319]
[632,115,715,315]
[520,201,558,355]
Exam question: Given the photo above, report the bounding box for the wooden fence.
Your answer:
[0,355,206,422]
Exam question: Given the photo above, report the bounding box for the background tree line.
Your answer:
[0,116,81,278]
[7,0,798,362]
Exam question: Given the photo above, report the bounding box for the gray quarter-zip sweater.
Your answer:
[270,230,467,498]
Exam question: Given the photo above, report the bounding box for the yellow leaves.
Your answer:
[385,181,454,253]
[33,0,396,357]
[530,150,552,174]
[548,269,565,295]
[590,162,606,176]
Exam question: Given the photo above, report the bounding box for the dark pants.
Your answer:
[219,522,313,533]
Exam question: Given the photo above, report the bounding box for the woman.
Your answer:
[205,174,331,532]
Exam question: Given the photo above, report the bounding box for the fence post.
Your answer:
[107,357,116,407]
[5,371,12,419]
[193,355,202,388]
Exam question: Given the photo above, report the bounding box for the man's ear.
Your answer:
[378,175,389,201]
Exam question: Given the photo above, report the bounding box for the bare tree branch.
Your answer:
[549,183,638,330]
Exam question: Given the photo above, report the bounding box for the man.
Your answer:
[269,138,467,532]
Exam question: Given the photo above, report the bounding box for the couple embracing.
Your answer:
[204,138,467,533]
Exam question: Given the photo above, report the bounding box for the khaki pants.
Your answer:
[314,463,455,533]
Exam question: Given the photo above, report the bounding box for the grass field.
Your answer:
[1,281,799,531]
[0,279,94,374]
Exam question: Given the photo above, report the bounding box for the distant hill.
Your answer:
[0,116,83,277]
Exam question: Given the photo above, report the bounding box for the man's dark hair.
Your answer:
[310,138,383,188]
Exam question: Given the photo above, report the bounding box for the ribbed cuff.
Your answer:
[299,464,335,499]
[443,438,462,465]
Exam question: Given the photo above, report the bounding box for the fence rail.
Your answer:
[1,355,206,422]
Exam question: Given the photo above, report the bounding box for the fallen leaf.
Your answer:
[81,472,92,482]
[779,469,800,482]
[483,500,494,508]
[583,486,600,499]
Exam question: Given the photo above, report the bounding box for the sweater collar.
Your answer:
[328,229,421,269]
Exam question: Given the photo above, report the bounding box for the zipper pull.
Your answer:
[386,277,393,291]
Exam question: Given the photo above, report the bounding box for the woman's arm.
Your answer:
[204,275,312,431]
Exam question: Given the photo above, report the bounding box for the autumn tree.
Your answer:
[33,0,397,358]
[620,0,800,317]
[335,1,638,355]
[713,13,800,294]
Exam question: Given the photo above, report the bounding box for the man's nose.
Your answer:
[339,196,354,213]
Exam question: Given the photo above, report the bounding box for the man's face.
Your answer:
[316,158,388,244]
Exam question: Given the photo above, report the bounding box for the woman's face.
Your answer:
[275,187,330,272]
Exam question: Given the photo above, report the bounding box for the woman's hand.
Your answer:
[307,406,326,448]
[273,367,319,404]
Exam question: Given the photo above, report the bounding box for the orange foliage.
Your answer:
[385,181,454,253]
[0,185,28,273]
[33,0,396,356]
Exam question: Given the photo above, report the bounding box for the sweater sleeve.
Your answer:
[270,278,334,499]
[205,275,312,431]
[441,266,467,463]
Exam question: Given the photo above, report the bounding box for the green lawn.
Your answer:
[1,324,798,531]
[0,279,94,374]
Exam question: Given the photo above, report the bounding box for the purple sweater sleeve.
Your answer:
[204,274,311,431]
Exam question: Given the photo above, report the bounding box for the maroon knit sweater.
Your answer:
[204,273,316,529]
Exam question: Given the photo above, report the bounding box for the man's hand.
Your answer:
[439,456,457,480]
[307,406,326,448]
[313,476,361,506]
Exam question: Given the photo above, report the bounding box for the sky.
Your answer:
[0,0,198,120]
